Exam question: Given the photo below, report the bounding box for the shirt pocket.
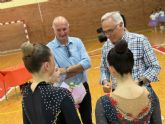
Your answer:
[69,46,80,63]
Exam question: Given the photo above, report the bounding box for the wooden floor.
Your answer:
[0,29,165,124]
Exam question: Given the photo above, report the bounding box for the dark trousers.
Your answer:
[78,82,93,124]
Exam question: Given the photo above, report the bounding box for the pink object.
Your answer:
[71,83,86,104]
[60,82,86,105]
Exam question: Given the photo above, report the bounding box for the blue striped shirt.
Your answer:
[100,31,161,89]
[47,37,91,85]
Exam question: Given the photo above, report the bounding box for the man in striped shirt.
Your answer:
[100,11,161,91]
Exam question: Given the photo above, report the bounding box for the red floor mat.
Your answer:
[152,45,165,53]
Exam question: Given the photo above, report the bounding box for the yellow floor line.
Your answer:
[0,109,21,115]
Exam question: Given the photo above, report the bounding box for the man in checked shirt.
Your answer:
[100,11,161,93]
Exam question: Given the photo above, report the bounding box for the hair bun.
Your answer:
[115,39,128,54]
[21,41,34,57]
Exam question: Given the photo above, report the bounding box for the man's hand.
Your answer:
[103,83,112,93]
[59,68,67,75]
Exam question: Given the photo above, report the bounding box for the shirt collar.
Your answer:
[53,37,73,48]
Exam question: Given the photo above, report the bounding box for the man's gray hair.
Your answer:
[101,11,123,25]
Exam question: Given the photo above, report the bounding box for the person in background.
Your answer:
[21,42,81,124]
[158,8,165,32]
[96,39,162,124]
[47,16,92,124]
[148,10,158,32]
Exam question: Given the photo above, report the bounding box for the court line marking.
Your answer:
[0,87,14,101]
[88,48,102,53]
[153,48,165,55]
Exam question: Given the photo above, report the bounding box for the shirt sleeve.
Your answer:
[100,43,110,84]
[77,39,91,70]
[142,37,161,82]
[95,98,109,124]
[61,95,81,124]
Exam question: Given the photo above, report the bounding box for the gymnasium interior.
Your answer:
[0,0,165,123]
